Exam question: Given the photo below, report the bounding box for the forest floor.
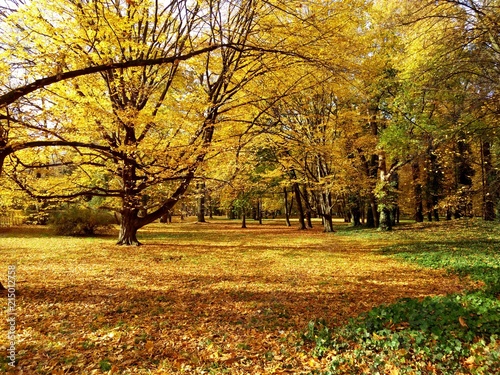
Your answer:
[0,218,497,374]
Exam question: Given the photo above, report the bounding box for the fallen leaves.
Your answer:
[0,221,473,374]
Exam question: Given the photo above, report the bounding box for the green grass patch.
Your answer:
[311,219,500,375]
[383,240,500,295]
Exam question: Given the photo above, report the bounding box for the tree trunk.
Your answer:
[197,182,206,223]
[412,161,424,222]
[258,199,263,224]
[208,196,214,219]
[302,185,313,228]
[366,199,377,228]
[391,206,399,226]
[390,170,400,227]
[323,214,334,232]
[293,182,307,230]
[379,207,392,231]
[283,187,292,227]
[454,137,474,218]
[319,191,335,232]
[482,141,496,221]
[377,151,392,231]
[117,209,141,246]
[241,211,247,228]
[160,210,172,223]
[350,196,362,226]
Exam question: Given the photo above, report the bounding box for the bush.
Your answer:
[25,211,49,225]
[50,207,114,236]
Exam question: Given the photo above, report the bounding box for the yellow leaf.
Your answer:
[464,356,475,366]
[308,358,318,367]
[145,341,154,352]
[459,316,468,328]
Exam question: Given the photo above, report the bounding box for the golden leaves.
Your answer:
[0,221,473,374]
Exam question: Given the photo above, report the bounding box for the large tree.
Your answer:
[3,0,285,244]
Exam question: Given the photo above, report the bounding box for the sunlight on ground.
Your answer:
[0,220,472,374]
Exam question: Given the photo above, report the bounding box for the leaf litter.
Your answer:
[0,221,474,374]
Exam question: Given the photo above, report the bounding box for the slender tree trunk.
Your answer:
[362,105,381,228]
[392,206,400,226]
[208,195,213,219]
[241,210,247,228]
[377,151,391,231]
[197,182,206,223]
[412,161,424,222]
[160,210,172,223]
[283,187,292,227]
[293,182,307,230]
[482,141,496,221]
[454,137,474,218]
[387,170,400,227]
[258,199,263,224]
[302,185,313,228]
[366,199,376,228]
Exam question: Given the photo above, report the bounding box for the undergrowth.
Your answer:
[306,219,500,375]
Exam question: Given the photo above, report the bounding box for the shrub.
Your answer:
[25,211,49,225]
[50,206,114,236]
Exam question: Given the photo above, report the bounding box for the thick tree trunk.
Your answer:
[424,139,442,221]
[117,209,141,246]
[350,196,362,226]
[427,199,434,222]
[391,206,399,226]
[366,199,377,228]
[379,207,392,231]
[319,192,335,232]
[322,214,334,232]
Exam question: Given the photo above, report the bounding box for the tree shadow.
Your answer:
[380,239,500,294]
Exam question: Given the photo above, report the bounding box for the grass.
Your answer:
[0,218,494,374]
[314,219,500,375]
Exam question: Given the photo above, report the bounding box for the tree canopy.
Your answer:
[1,0,499,243]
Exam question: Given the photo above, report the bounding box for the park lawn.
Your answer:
[0,219,483,374]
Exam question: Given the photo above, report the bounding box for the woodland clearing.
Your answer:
[1,218,492,374]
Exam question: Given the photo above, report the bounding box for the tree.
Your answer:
[3,0,284,245]
[0,1,234,179]
[384,0,500,222]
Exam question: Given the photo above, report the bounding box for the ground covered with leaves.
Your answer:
[0,218,495,374]
[315,220,500,375]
